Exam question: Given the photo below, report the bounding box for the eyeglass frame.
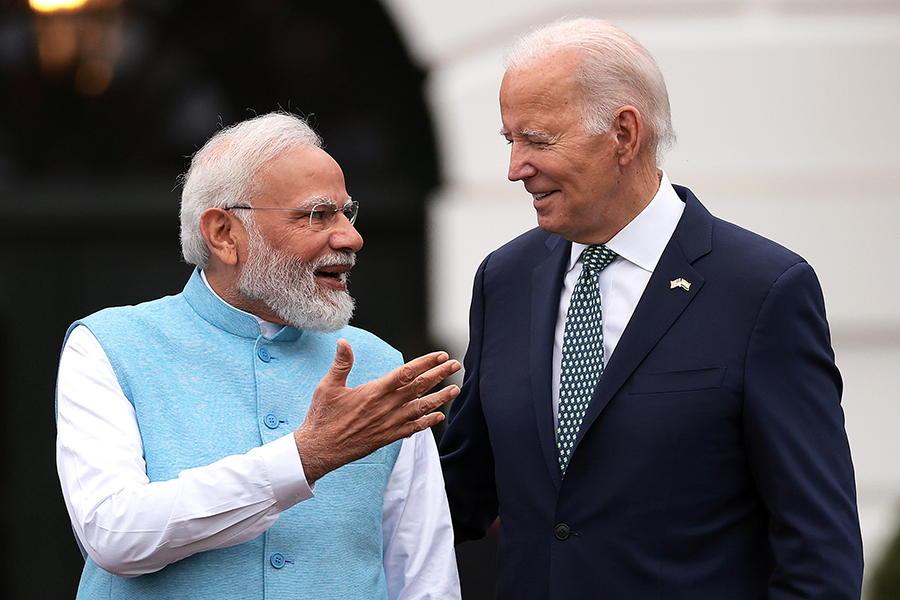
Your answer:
[224,200,358,232]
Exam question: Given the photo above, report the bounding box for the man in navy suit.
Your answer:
[439,17,863,599]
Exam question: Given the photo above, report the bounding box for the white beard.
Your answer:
[236,224,356,333]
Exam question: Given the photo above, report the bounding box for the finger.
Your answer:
[378,351,453,394]
[322,339,354,388]
[406,411,446,435]
[407,385,460,419]
[403,359,462,399]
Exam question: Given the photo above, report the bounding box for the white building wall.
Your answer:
[382,0,900,592]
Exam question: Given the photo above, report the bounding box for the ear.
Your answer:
[199,208,242,266]
[612,106,644,166]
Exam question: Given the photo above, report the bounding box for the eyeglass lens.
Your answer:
[309,202,358,232]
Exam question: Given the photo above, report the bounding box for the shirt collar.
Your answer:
[568,170,685,273]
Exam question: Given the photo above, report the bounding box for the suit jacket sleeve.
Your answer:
[440,254,500,542]
[742,261,863,599]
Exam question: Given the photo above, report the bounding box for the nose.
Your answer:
[329,210,364,253]
[508,143,537,181]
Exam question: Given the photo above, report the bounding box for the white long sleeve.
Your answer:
[56,325,459,597]
[383,420,461,599]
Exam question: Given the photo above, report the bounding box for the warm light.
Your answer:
[75,59,114,96]
[29,0,125,96]
[36,18,78,71]
[29,0,89,13]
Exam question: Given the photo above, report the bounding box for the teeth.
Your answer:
[534,192,552,200]
[316,270,343,279]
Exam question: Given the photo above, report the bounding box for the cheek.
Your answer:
[275,231,327,263]
[567,157,616,197]
[290,244,321,264]
[536,155,565,179]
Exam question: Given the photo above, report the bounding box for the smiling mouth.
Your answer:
[314,268,349,287]
[315,268,344,279]
[313,268,349,293]
[533,191,557,201]
[312,254,355,290]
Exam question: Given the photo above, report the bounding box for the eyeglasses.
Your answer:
[225,200,358,232]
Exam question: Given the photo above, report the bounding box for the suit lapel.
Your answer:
[530,234,571,488]
[575,188,715,448]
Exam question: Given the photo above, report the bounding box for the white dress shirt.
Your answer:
[55,276,460,599]
[551,172,685,429]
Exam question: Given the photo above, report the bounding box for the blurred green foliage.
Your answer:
[870,520,900,600]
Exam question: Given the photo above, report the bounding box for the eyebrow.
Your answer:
[499,128,555,142]
[298,195,332,209]
[296,195,353,210]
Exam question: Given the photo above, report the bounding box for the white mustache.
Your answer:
[311,253,356,271]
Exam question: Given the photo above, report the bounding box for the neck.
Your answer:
[624,163,663,219]
[584,162,662,245]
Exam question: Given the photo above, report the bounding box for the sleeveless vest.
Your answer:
[69,269,402,599]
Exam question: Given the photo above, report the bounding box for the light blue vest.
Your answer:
[68,269,403,599]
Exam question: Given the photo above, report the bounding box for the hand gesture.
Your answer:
[293,338,461,483]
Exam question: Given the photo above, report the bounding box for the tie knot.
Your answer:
[581,245,617,274]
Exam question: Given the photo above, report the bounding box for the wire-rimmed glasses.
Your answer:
[225,200,358,232]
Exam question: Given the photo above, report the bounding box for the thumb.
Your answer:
[324,338,354,388]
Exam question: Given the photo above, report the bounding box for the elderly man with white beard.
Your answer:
[55,111,462,600]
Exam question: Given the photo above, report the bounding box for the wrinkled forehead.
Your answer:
[255,145,350,208]
[500,56,585,134]
[502,51,583,105]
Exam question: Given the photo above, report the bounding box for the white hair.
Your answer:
[178,111,323,268]
[504,17,676,163]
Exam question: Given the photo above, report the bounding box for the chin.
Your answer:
[283,291,356,333]
[536,217,563,236]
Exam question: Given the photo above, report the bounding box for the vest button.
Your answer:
[264,413,279,429]
[554,523,571,540]
[270,552,286,569]
[257,347,271,362]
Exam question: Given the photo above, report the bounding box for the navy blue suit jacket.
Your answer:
[440,186,863,599]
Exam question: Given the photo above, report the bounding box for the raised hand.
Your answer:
[293,338,461,484]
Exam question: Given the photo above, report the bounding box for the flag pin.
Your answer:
[670,278,691,291]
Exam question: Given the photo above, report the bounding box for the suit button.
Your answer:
[264,413,279,429]
[554,523,570,540]
[270,552,286,569]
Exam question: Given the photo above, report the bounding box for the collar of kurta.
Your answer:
[183,268,303,343]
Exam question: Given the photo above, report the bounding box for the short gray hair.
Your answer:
[504,17,676,163]
[179,111,323,268]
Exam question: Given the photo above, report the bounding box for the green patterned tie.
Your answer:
[558,244,618,474]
